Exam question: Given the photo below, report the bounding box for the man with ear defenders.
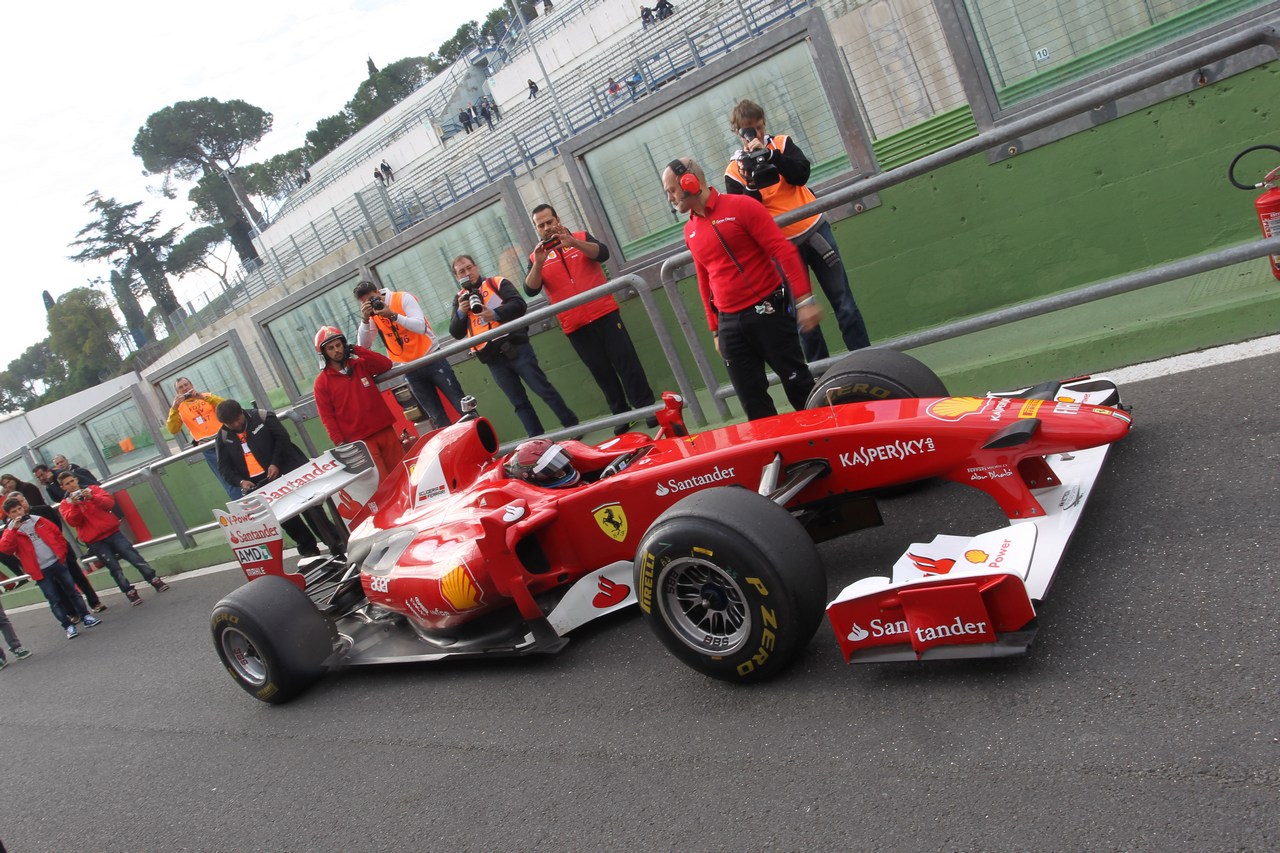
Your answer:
[725,99,870,362]
[662,156,819,421]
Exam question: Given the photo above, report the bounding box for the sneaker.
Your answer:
[81,615,102,628]
[12,648,31,660]
[150,578,170,593]
[66,625,79,639]
[126,589,143,606]
[91,603,108,613]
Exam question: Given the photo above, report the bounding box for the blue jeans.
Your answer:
[404,359,467,428]
[486,342,579,437]
[35,561,89,628]
[797,219,871,361]
[202,444,242,499]
[86,531,157,593]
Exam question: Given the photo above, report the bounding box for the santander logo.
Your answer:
[846,623,870,642]
[592,576,630,608]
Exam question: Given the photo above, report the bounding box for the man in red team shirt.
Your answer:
[661,156,821,421]
[312,326,404,479]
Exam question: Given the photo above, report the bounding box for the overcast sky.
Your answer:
[0,0,482,372]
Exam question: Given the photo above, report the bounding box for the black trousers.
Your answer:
[567,310,656,417]
[718,291,814,421]
[247,475,347,557]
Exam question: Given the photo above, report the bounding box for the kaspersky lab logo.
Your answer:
[655,465,736,496]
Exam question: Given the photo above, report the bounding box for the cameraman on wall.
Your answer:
[354,280,467,431]
[448,254,579,438]
[725,99,870,362]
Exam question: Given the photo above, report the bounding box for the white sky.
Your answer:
[0,0,483,371]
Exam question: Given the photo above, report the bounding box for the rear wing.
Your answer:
[213,442,379,587]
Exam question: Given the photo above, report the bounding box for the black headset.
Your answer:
[667,159,701,195]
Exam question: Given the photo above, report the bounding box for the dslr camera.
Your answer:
[461,282,485,315]
[368,293,386,312]
[737,128,780,191]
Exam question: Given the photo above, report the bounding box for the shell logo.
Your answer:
[218,516,229,527]
[440,565,483,612]
[964,549,988,563]
[926,397,992,421]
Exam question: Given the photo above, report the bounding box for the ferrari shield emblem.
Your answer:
[593,503,628,542]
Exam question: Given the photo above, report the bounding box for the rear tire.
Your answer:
[634,487,826,683]
[211,576,337,704]
[806,348,947,410]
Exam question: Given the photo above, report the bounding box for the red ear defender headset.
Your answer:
[668,159,701,195]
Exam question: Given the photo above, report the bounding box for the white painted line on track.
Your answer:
[1104,334,1280,384]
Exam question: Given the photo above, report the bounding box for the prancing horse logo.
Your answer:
[592,502,628,542]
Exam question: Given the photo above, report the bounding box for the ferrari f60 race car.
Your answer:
[210,350,1132,703]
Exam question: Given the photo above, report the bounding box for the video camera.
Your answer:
[738,128,780,191]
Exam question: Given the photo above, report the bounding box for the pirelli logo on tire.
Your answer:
[638,551,655,613]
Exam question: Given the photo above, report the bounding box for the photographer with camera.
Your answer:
[354,280,467,431]
[56,471,167,606]
[1,495,102,638]
[165,377,240,498]
[725,99,870,362]
[525,204,656,435]
[448,254,579,438]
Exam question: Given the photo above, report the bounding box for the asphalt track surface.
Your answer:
[2,348,1277,852]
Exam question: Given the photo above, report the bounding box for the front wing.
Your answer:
[826,436,1116,664]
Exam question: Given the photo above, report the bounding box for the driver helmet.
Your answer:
[314,325,348,359]
[504,438,580,488]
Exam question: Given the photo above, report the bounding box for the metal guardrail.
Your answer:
[660,24,1280,409]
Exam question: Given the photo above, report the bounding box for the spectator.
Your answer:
[6,492,106,614]
[606,78,622,97]
[449,254,579,438]
[312,326,405,479]
[354,280,467,432]
[380,160,395,183]
[482,96,501,122]
[528,79,540,100]
[662,157,819,421]
[459,109,474,134]
[42,456,125,522]
[640,6,654,27]
[164,377,241,499]
[525,204,656,434]
[374,169,385,185]
[725,99,870,361]
[57,472,168,606]
[214,400,346,561]
[0,473,45,508]
[0,591,33,669]
[1,495,102,639]
[655,0,674,20]
[479,101,494,131]
[625,71,644,96]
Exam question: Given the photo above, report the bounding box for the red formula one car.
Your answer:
[210,350,1132,703]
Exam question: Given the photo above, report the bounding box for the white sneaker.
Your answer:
[82,615,102,628]
[66,625,79,639]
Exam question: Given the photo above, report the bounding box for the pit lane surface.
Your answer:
[1,350,1276,851]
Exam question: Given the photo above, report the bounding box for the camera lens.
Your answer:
[369,295,385,311]
[468,293,485,314]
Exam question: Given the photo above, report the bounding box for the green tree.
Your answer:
[0,341,68,411]
[133,97,272,263]
[243,148,310,201]
[46,289,124,391]
[438,22,481,64]
[187,173,261,264]
[69,192,181,331]
[346,56,434,126]
[306,112,356,161]
[168,224,234,289]
[105,270,150,349]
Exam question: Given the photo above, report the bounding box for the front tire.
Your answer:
[211,576,337,704]
[634,488,826,683]
[806,347,947,410]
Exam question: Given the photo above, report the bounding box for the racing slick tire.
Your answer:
[211,575,338,705]
[805,347,947,410]
[634,487,826,683]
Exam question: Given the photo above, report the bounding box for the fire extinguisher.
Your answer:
[1228,144,1280,280]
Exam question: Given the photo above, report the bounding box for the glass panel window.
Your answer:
[35,431,95,480]
[581,41,852,259]
[85,399,162,477]
[264,274,363,397]
[153,346,260,414]
[373,203,524,335]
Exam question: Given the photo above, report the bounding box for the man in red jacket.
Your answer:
[312,326,404,479]
[662,156,821,421]
[1,495,102,638]
[57,473,168,606]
